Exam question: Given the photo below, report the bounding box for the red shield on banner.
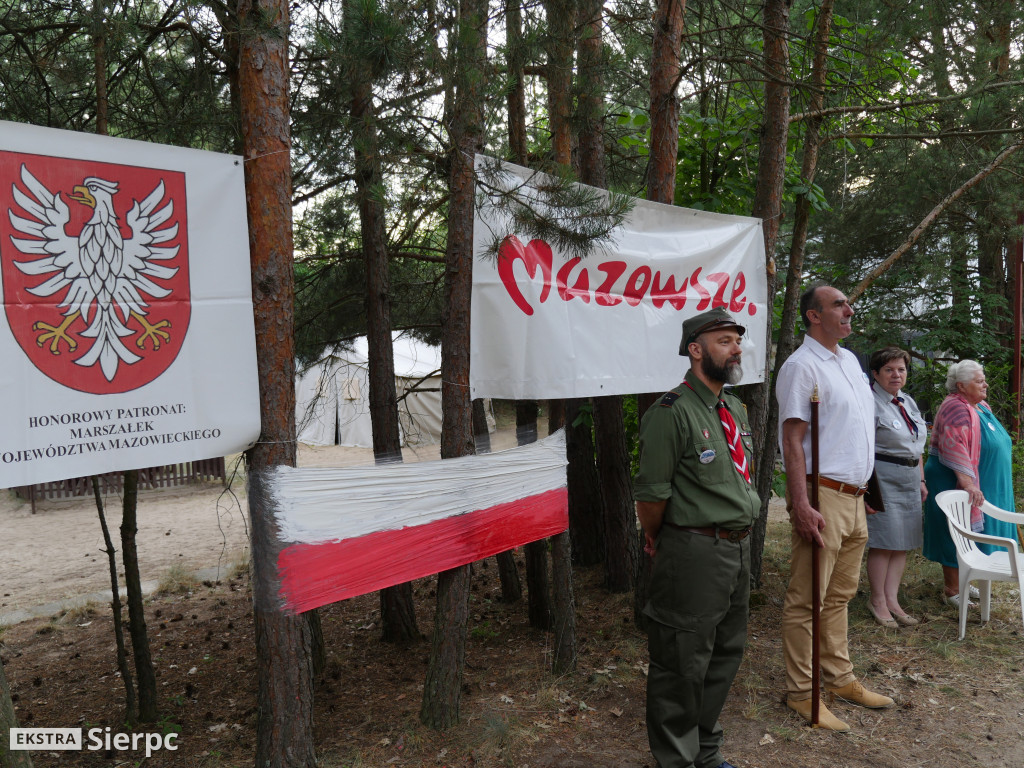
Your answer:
[1,151,190,394]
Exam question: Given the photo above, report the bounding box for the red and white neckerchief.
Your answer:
[685,382,751,483]
[716,400,751,483]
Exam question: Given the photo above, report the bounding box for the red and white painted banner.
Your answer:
[0,120,259,487]
[471,156,767,399]
[267,431,568,614]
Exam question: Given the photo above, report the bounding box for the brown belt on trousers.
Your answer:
[662,521,751,541]
[807,475,868,497]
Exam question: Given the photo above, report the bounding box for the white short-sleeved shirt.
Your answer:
[776,335,875,485]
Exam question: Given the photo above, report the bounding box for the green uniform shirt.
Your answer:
[634,370,761,529]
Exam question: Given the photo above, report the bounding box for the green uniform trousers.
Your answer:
[645,526,750,768]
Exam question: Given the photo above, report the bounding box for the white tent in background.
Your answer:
[296,331,444,448]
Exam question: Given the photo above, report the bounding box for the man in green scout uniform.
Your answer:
[634,307,760,768]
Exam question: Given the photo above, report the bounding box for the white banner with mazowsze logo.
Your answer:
[0,120,260,487]
[470,157,768,399]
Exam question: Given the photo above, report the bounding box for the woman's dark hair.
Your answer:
[869,346,910,374]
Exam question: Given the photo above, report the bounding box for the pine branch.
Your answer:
[791,79,1024,124]
[832,127,1024,142]
[850,140,1024,302]
[475,157,634,262]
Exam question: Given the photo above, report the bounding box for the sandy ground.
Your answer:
[0,462,251,616]
[0,426,540,619]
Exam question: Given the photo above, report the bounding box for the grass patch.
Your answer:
[57,601,101,625]
[155,565,200,596]
[226,551,250,581]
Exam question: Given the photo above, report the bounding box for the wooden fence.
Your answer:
[14,457,228,513]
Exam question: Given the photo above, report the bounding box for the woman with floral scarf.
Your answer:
[922,360,1017,607]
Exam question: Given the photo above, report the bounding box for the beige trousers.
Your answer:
[783,485,868,699]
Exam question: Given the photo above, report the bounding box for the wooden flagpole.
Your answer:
[809,384,821,726]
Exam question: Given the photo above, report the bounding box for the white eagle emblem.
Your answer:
[8,164,180,381]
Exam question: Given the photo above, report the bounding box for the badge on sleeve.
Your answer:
[699,449,716,464]
[702,428,710,438]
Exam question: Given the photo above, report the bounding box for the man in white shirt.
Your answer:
[776,284,894,731]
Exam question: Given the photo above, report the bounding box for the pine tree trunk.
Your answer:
[550,531,576,673]
[496,551,523,603]
[776,0,833,366]
[547,400,565,431]
[476,399,522,601]
[472,399,492,453]
[93,477,137,725]
[544,0,574,167]
[421,0,486,729]
[569,1,606,573]
[647,0,686,203]
[520,407,550,628]
[975,3,1012,346]
[575,14,635,587]
[0,655,31,768]
[524,539,552,629]
[547,409,574,653]
[120,469,158,722]
[516,401,539,444]
[516,401,551,626]
[564,398,604,565]
[380,583,419,644]
[743,0,792,588]
[576,0,605,186]
[505,0,527,165]
[541,0,577,666]
[507,0,540,606]
[752,0,830,585]
[349,3,420,643]
[237,1,316,764]
[421,565,472,730]
[307,610,326,679]
[594,396,637,591]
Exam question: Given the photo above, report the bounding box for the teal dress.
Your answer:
[923,405,1017,567]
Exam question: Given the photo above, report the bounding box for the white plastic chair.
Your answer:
[934,489,1024,640]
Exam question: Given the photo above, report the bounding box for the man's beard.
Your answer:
[701,354,742,385]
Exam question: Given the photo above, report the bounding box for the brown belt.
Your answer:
[663,522,751,541]
[808,475,868,497]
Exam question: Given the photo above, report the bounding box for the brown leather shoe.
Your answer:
[786,697,851,731]
[826,680,894,709]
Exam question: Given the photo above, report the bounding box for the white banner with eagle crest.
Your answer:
[0,120,260,487]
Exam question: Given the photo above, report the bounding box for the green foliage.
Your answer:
[571,400,594,430]
[771,468,788,501]
[469,620,499,641]
[673,101,761,215]
[0,0,238,148]
[1012,438,1024,505]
